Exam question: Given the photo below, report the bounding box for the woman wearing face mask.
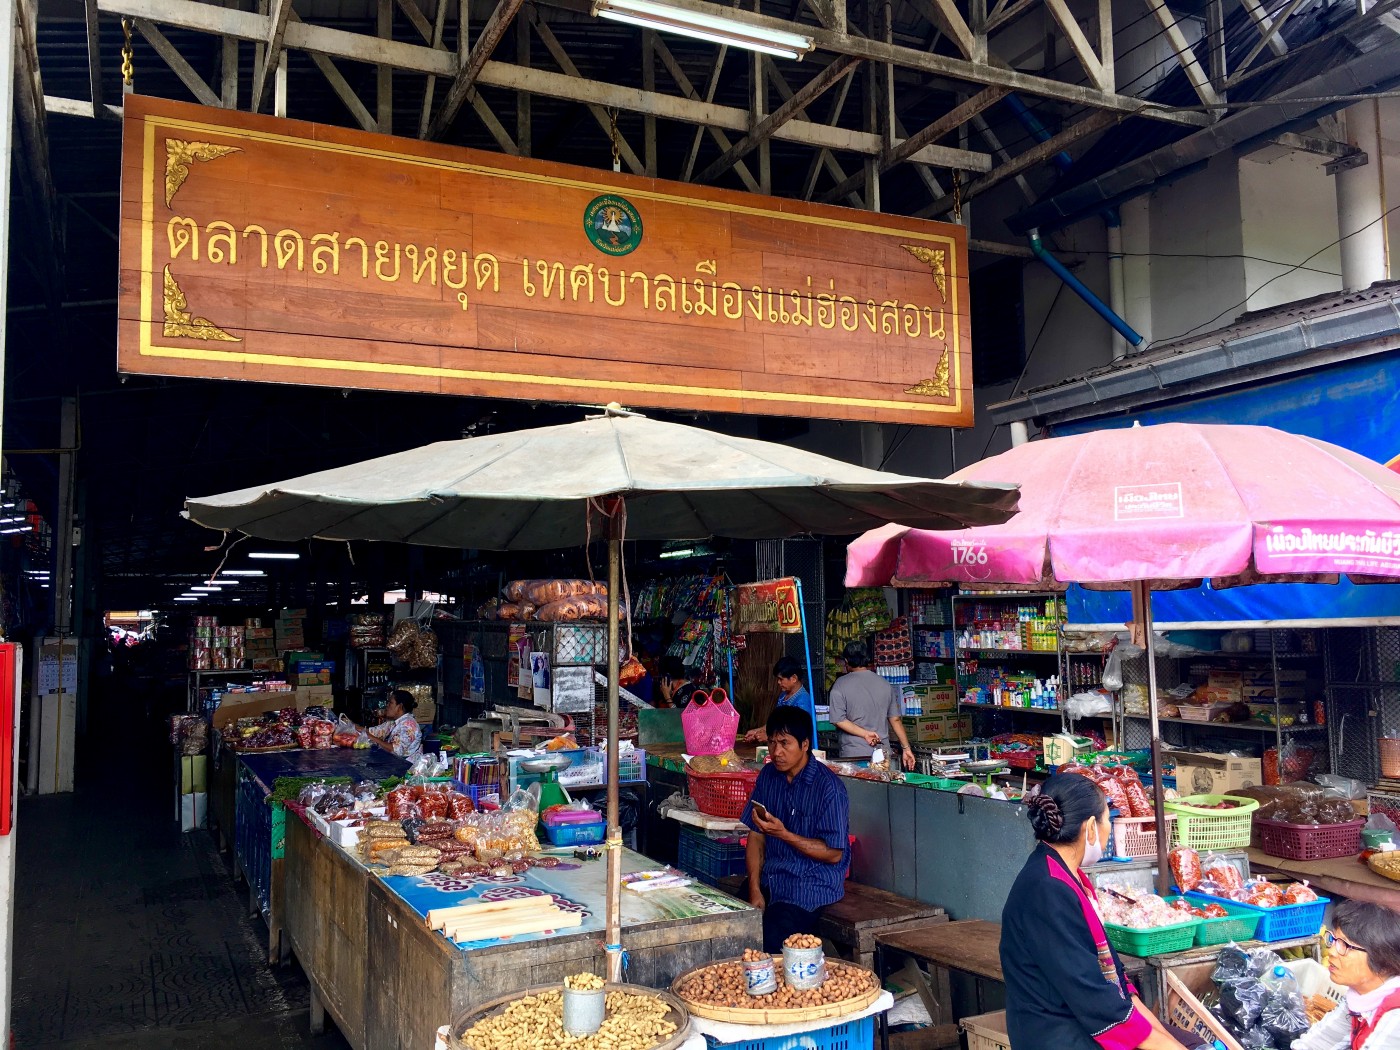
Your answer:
[1001,774,1189,1050]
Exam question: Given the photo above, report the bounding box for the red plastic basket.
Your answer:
[687,768,760,820]
[1254,816,1364,861]
[1005,751,1041,771]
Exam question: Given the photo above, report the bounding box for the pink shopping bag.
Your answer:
[681,688,739,756]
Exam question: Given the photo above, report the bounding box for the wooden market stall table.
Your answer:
[234,747,409,964]
[1246,847,1400,910]
[283,809,761,1050]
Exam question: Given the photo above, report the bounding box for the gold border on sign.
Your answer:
[137,111,967,417]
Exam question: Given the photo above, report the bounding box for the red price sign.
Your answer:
[733,578,803,634]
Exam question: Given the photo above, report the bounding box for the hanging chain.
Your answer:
[120,18,135,87]
[607,108,621,173]
[951,170,963,225]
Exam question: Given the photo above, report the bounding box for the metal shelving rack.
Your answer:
[1121,628,1330,779]
[953,592,1098,734]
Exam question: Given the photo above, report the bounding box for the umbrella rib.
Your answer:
[498,497,561,550]
[732,488,813,536]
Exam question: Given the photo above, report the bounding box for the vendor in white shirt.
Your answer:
[1295,900,1400,1050]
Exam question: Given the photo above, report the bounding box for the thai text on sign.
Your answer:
[119,96,973,425]
[733,578,803,634]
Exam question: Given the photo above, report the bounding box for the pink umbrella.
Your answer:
[848,422,1400,890]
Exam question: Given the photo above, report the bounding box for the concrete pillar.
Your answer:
[1106,221,1129,360]
[1120,195,1153,349]
[1336,101,1389,291]
[1009,420,1031,447]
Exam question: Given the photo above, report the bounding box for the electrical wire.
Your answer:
[974,282,1066,464]
[1146,200,1400,349]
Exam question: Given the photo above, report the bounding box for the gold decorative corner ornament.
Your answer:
[905,350,950,398]
[902,244,947,298]
[163,266,241,342]
[165,139,241,207]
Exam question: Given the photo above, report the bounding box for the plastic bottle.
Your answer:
[1261,964,1301,999]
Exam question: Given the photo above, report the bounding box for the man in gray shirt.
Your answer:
[828,642,916,769]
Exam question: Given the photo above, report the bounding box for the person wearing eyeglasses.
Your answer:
[1295,900,1400,1049]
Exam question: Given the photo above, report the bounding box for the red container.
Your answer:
[1005,751,1040,771]
[687,768,761,820]
[1254,816,1365,861]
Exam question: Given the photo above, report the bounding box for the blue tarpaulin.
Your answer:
[1054,353,1400,624]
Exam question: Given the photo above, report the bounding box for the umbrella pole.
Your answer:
[1133,581,1171,895]
[605,507,623,982]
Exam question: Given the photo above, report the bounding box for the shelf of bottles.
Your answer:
[954,594,1067,713]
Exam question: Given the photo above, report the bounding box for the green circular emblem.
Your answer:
[584,195,643,256]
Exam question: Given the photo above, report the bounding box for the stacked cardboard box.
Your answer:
[276,608,308,651]
[244,617,280,670]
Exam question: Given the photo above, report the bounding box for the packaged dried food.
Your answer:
[1239,878,1285,908]
[1282,881,1318,905]
[1170,846,1202,892]
[1202,853,1245,893]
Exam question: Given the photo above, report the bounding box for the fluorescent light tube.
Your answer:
[221,570,266,577]
[174,597,198,602]
[249,552,300,560]
[659,547,698,559]
[592,0,813,57]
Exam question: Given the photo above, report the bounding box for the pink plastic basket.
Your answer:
[1254,816,1364,861]
[682,688,740,756]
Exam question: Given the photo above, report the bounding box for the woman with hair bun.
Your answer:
[1000,774,1188,1050]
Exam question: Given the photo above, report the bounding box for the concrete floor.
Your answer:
[12,686,352,1050]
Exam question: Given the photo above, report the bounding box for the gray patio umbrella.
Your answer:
[186,404,1020,980]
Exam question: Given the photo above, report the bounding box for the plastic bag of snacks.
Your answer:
[1201,853,1245,894]
[1170,846,1202,892]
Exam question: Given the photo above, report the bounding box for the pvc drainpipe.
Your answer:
[1007,94,1138,355]
[1028,229,1144,348]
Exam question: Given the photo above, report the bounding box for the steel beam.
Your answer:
[84,0,104,116]
[1142,0,1221,110]
[13,0,61,300]
[817,84,1006,202]
[1227,0,1309,86]
[289,11,376,131]
[1240,0,1289,57]
[919,109,1119,216]
[250,0,293,111]
[1043,0,1109,91]
[427,0,525,138]
[696,54,858,182]
[44,94,123,119]
[96,0,1210,126]
[135,19,221,106]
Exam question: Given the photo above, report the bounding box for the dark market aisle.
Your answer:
[11,679,350,1050]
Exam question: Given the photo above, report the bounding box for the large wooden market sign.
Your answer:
[119,96,972,425]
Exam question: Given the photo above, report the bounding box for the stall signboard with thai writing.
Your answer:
[119,96,972,425]
[732,578,802,634]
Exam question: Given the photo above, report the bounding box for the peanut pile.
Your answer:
[741,949,770,963]
[676,959,879,1010]
[783,934,822,950]
[458,990,676,1050]
[565,973,606,991]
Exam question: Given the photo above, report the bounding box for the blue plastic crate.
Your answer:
[1186,891,1329,942]
[678,826,748,887]
[541,818,606,846]
[705,1016,873,1050]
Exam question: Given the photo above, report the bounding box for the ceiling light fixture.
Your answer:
[221,569,267,577]
[591,0,813,58]
[249,552,301,560]
[191,586,221,592]
[174,597,198,602]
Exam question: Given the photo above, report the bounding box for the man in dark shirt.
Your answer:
[741,706,850,952]
[656,655,701,709]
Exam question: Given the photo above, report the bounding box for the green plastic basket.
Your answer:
[1164,896,1263,947]
[902,773,966,791]
[1165,795,1259,851]
[1103,918,1200,957]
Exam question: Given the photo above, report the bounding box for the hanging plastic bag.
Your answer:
[333,714,360,748]
[1101,648,1125,691]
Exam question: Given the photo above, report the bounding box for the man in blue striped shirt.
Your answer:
[741,706,850,952]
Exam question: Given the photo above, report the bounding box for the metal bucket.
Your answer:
[781,945,827,991]
[743,956,778,996]
[561,987,605,1036]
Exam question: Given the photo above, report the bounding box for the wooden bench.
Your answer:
[875,920,1004,1050]
[716,877,947,968]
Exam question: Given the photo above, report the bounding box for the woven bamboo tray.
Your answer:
[670,956,882,1024]
[449,984,691,1050]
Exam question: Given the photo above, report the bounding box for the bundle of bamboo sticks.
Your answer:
[426,894,583,942]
